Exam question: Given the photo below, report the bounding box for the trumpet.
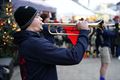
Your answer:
[42,22,118,36]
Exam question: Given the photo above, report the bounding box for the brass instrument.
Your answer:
[42,22,118,36]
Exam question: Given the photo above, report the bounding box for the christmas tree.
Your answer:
[0,2,19,58]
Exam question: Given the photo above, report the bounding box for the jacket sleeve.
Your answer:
[103,29,115,37]
[28,30,89,65]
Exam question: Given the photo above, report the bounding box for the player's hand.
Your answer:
[76,21,89,30]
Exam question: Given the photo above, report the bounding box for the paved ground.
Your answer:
[11,58,120,80]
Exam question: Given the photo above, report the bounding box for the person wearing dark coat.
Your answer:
[113,16,120,59]
[96,20,115,80]
[114,23,120,60]
[13,6,89,80]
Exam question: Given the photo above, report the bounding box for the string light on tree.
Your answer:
[0,1,19,57]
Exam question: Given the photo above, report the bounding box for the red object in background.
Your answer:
[113,16,120,21]
[54,19,59,23]
[114,16,119,19]
[63,26,80,45]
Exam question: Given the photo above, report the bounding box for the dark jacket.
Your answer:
[96,28,115,47]
[13,30,89,80]
[114,23,120,46]
[41,24,55,44]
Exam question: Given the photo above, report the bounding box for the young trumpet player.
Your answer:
[13,6,89,80]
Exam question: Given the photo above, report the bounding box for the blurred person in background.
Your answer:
[96,20,115,80]
[114,24,120,60]
[113,16,120,60]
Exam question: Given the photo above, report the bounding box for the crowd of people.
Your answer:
[90,16,120,59]
[49,16,120,60]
